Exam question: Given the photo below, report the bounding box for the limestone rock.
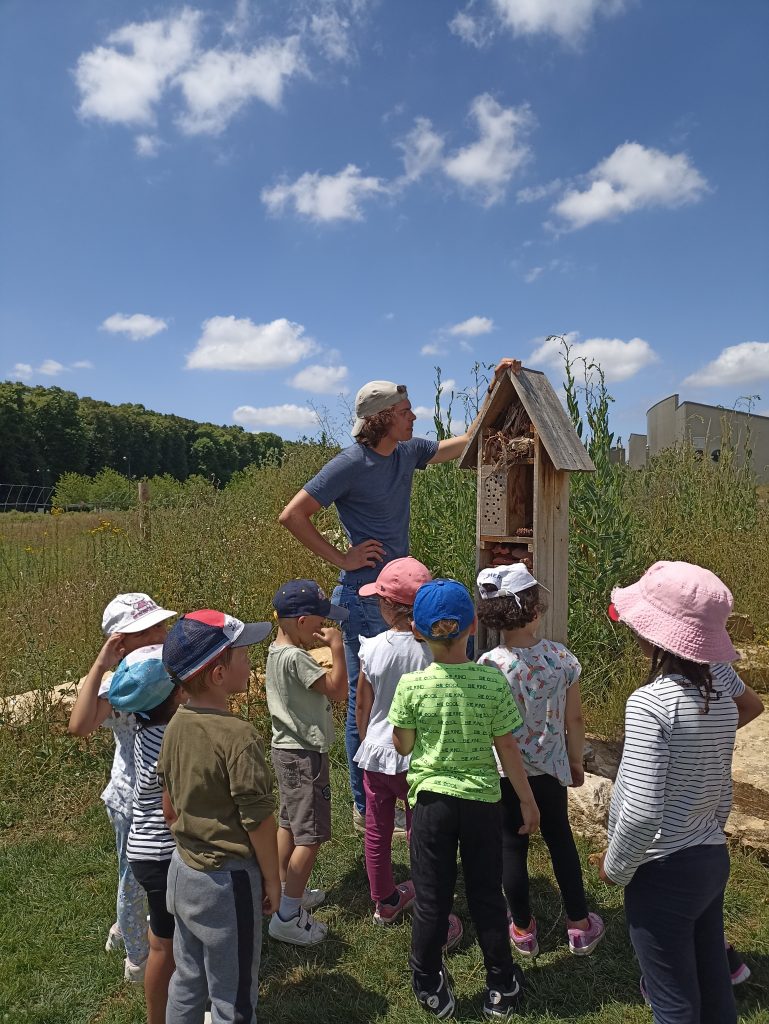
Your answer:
[309,646,334,671]
[583,734,623,781]
[568,772,613,843]
[734,645,769,694]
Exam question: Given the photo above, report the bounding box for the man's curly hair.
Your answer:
[356,407,396,448]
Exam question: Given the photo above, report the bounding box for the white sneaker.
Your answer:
[105,923,123,952]
[269,907,328,946]
[301,887,326,911]
[123,957,147,983]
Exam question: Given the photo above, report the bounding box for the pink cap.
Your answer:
[359,557,433,605]
[610,560,738,664]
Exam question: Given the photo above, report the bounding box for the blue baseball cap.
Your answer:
[272,580,349,622]
[412,579,475,639]
[108,644,176,717]
[163,610,273,682]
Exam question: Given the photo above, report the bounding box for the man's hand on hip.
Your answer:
[342,539,385,571]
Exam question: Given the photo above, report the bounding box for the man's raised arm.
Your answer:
[428,358,521,465]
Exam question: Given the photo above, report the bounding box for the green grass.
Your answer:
[1,736,767,1024]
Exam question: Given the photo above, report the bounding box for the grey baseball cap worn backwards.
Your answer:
[351,380,408,437]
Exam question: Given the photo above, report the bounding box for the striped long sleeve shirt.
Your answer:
[604,664,743,886]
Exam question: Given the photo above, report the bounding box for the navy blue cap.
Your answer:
[163,610,272,682]
[412,579,475,639]
[272,579,349,622]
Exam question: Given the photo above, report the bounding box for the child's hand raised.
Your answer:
[314,626,343,650]
[97,632,126,669]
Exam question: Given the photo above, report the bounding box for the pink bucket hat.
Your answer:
[359,557,432,605]
[610,560,738,664]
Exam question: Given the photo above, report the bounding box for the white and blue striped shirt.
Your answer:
[605,663,743,886]
[126,724,176,862]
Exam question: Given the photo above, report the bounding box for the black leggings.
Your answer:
[500,774,588,928]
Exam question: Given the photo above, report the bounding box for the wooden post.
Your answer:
[138,480,150,543]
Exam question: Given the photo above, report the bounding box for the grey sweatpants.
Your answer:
[166,850,263,1024]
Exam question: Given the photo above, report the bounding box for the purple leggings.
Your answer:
[363,769,411,902]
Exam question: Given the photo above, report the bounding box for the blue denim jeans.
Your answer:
[331,584,388,814]
[624,844,736,1024]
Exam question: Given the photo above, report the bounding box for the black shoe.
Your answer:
[413,965,456,1019]
[483,966,524,1019]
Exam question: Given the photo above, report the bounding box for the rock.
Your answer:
[724,808,769,854]
[583,734,623,781]
[308,646,334,671]
[568,772,613,843]
[727,613,755,642]
[2,678,83,725]
[734,644,769,693]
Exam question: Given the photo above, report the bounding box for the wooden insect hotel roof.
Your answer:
[459,366,595,473]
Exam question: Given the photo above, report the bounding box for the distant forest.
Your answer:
[0,381,285,485]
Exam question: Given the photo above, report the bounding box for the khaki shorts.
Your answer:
[271,748,332,846]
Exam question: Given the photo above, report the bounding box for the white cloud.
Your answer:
[233,403,320,429]
[398,117,445,183]
[262,164,387,222]
[289,364,349,393]
[683,342,769,388]
[449,316,494,337]
[524,266,544,283]
[101,313,168,340]
[309,8,354,62]
[175,37,304,135]
[448,10,494,48]
[552,142,708,230]
[72,360,94,370]
[11,359,68,379]
[413,405,434,419]
[528,332,660,382]
[75,9,201,126]
[490,0,628,44]
[443,94,533,206]
[38,360,66,376]
[517,179,563,203]
[135,133,161,157]
[421,342,446,356]
[187,317,318,371]
[440,378,457,393]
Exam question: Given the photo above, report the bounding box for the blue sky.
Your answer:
[2,0,768,443]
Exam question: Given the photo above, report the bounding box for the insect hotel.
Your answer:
[459,365,595,652]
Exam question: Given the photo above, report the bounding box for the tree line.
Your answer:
[0,381,284,486]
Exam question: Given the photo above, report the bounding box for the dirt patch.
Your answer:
[733,780,769,819]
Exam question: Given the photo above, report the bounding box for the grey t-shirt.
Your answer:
[265,643,333,752]
[304,437,438,588]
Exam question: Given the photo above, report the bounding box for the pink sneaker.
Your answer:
[444,913,463,953]
[508,914,539,957]
[568,912,606,956]
[373,881,416,925]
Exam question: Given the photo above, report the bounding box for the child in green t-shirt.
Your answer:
[390,579,539,1021]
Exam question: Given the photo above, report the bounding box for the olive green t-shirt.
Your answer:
[156,705,275,871]
[265,642,333,752]
[388,661,523,804]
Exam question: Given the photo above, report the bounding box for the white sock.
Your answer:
[278,894,302,921]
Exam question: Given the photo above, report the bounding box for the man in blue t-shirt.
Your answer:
[279,360,519,830]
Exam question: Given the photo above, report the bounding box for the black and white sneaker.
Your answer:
[483,966,524,1019]
[413,965,456,1019]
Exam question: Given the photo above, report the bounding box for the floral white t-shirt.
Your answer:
[478,640,581,786]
